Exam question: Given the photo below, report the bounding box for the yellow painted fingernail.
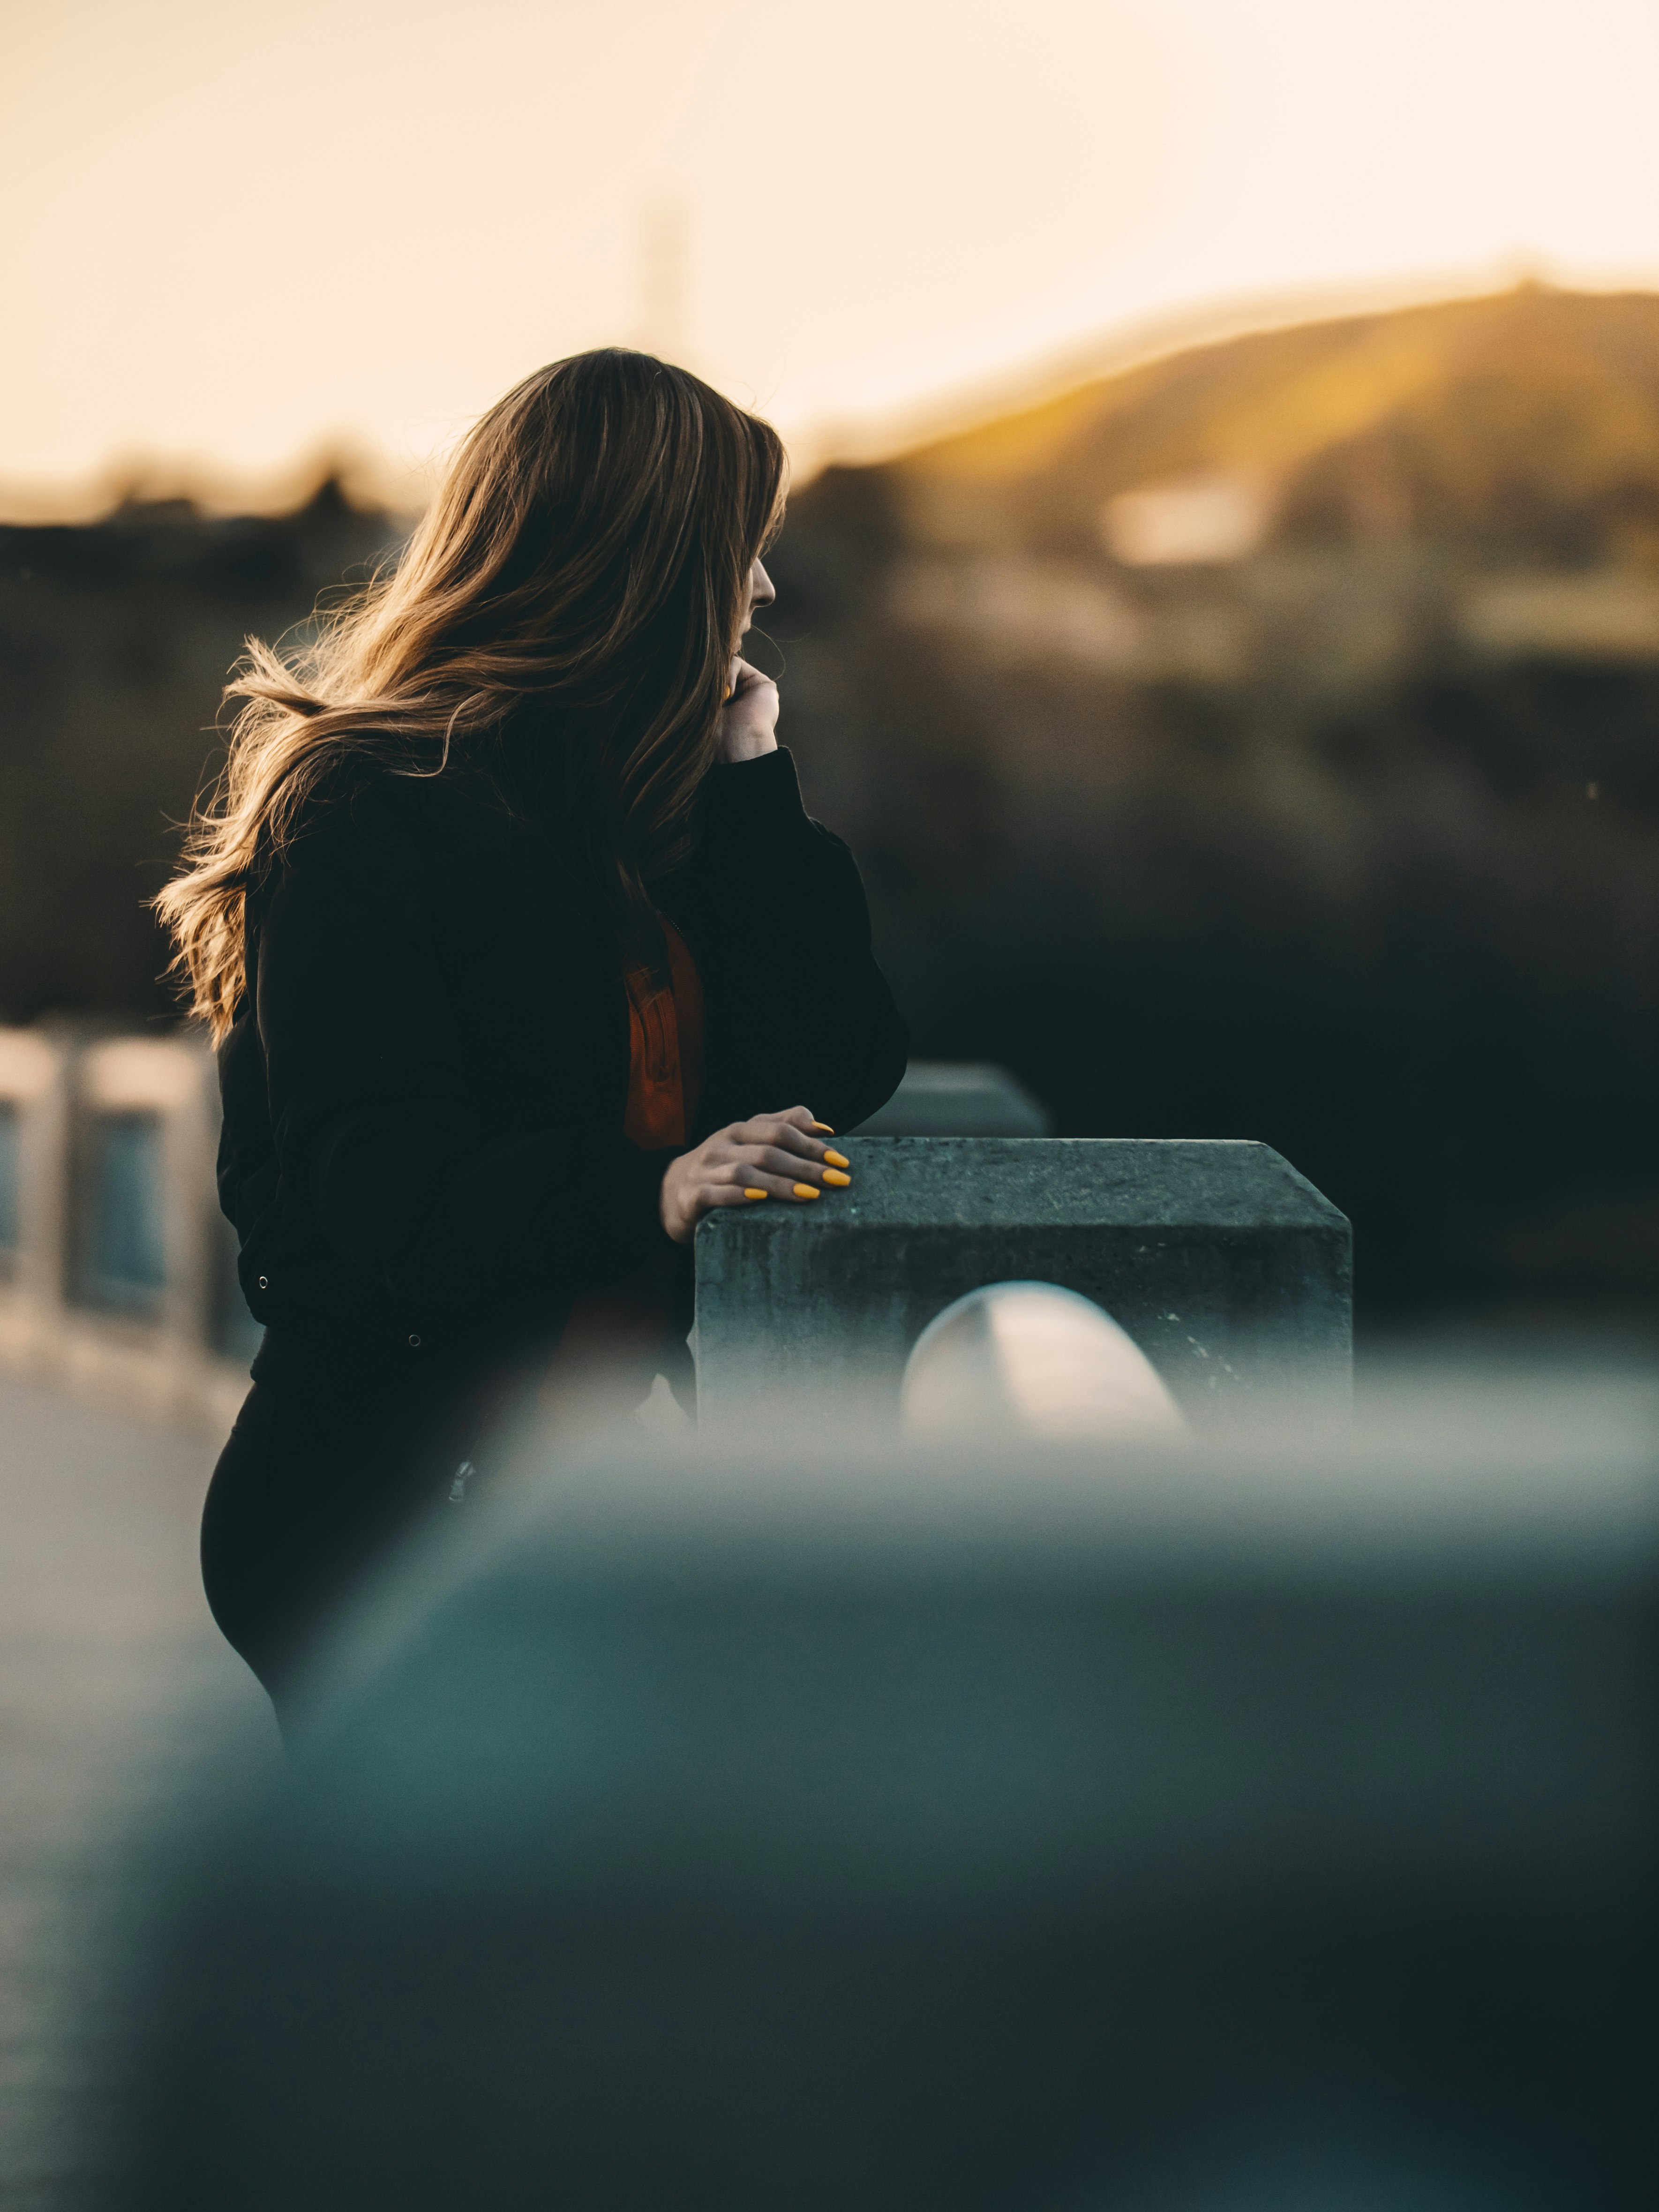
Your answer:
[822,1168,851,1187]
[743,1187,767,1200]
[824,1149,849,1169]
[811,1121,834,1133]
[792,1183,819,1200]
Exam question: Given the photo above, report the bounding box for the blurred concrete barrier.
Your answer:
[694,1137,1351,1431]
[0,1023,253,1425]
[848,1060,1052,1137]
[117,1408,1659,2208]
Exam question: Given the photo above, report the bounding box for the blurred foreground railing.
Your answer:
[113,1402,1659,2205]
[0,1023,255,1427]
[846,1061,1051,1138]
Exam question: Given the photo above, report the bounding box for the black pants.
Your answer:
[201,1365,489,1722]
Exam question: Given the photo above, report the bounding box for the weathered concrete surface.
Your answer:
[694,1138,1351,1429]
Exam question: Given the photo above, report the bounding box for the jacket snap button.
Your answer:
[256,1275,269,1290]
[408,1333,422,1348]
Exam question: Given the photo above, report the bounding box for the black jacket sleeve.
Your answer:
[664,748,909,1135]
[252,784,675,1327]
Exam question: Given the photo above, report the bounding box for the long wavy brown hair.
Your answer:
[156,349,787,1043]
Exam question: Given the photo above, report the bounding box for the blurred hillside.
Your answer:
[1,284,1656,1323]
[887,281,1659,561]
[763,285,1659,1321]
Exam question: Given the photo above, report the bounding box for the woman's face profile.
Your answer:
[720,559,782,756]
[741,558,775,636]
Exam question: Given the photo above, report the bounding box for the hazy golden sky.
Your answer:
[5,0,1659,512]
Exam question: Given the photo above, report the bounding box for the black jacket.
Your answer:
[216,746,908,1388]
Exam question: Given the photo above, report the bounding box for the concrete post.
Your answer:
[0,1026,73,1368]
[67,1033,222,1407]
[693,1136,1351,1431]
[0,1022,245,1424]
[848,1061,1052,1137]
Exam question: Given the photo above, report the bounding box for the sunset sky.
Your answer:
[5,0,1659,513]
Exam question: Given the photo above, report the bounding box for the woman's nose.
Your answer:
[751,559,776,609]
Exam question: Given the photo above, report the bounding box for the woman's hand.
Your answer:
[660,1106,852,1245]
[714,657,779,763]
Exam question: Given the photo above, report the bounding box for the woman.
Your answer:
[157,350,908,1716]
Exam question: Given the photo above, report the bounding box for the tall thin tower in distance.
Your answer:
[636,198,691,367]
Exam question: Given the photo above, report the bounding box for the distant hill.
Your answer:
[762,287,1659,1320]
[881,284,1659,567]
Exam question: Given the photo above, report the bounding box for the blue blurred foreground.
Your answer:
[109,1374,1659,2211]
[0,1372,273,2210]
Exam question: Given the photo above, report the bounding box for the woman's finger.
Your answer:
[703,1157,786,1191]
[732,1105,818,1137]
[751,1124,822,1161]
[708,1151,813,1189]
[697,1182,771,1212]
[726,1145,834,1184]
[727,657,773,699]
[697,1174,799,1209]
[721,1125,808,1161]
[736,1117,840,1163]
[755,1126,852,1179]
